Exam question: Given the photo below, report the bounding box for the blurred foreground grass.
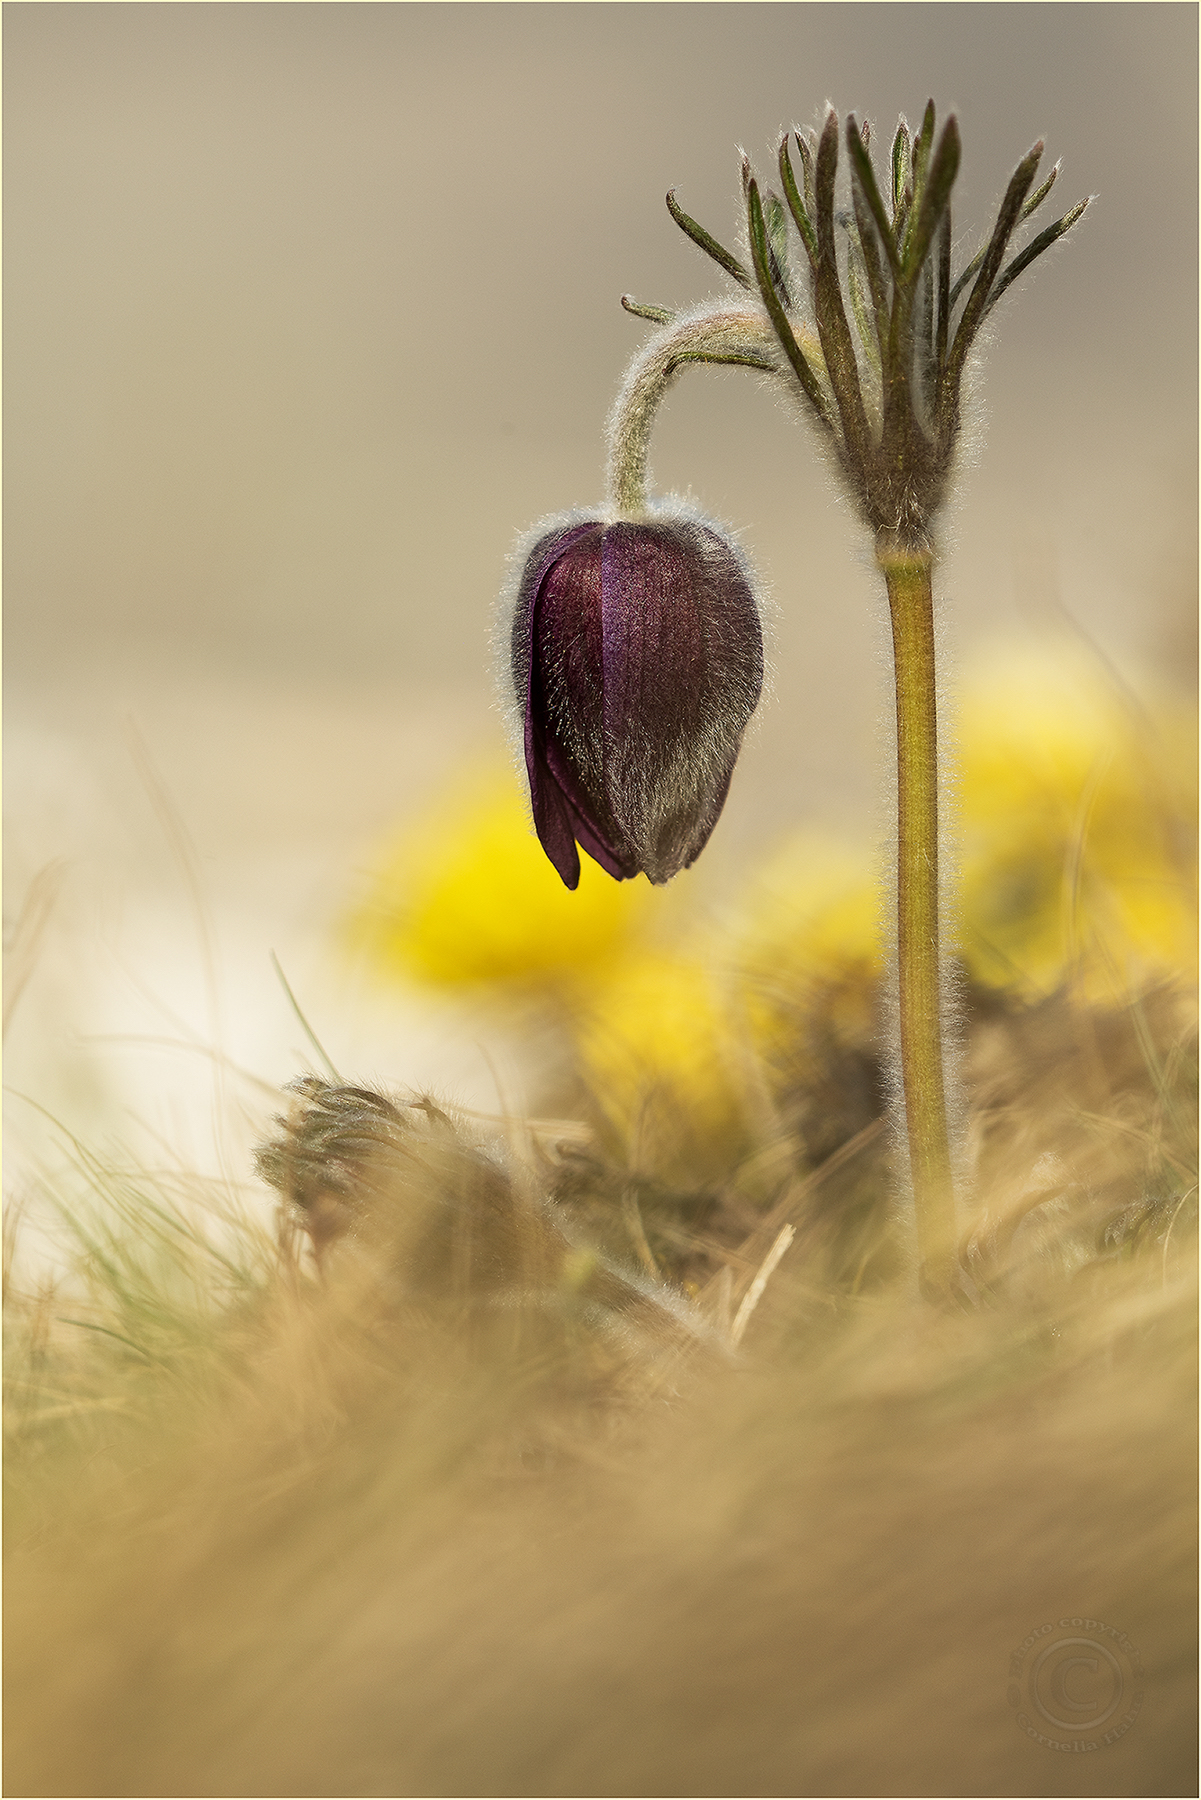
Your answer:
[5,650,1197,1797]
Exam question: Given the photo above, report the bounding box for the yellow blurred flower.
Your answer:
[571,844,885,1169]
[714,837,886,1162]
[734,835,881,983]
[344,657,1195,1143]
[344,763,650,989]
[725,657,1195,1017]
[957,655,1197,998]
[573,946,743,1151]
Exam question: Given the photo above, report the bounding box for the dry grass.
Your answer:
[4,965,1196,1798]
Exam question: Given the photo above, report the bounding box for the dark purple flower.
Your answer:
[510,513,763,889]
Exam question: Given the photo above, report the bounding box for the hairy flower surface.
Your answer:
[510,514,763,889]
[638,105,1091,551]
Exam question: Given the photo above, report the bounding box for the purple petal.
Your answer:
[510,521,600,723]
[517,521,635,887]
[600,521,762,883]
[510,511,763,889]
[526,747,583,889]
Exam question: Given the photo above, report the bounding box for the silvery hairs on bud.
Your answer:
[503,499,765,888]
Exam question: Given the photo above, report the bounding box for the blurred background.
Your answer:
[4,3,1197,1212]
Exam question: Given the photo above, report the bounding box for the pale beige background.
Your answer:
[5,3,1197,1199]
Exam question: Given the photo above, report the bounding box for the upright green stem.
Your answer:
[878,540,956,1294]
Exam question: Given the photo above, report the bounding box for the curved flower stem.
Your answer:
[606,306,795,519]
[878,540,957,1295]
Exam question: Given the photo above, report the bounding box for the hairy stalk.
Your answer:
[879,542,956,1292]
[514,102,1090,1294]
[604,307,788,518]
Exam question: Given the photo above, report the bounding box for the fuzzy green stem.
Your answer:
[879,541,956,1295]
[605,307,797,519]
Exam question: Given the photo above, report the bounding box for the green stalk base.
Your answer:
[879,543,957,1297]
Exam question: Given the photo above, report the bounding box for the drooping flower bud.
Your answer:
[509,510,763,889]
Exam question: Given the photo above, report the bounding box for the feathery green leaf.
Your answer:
[909,100,936,216]
[779,132,819,264]
[812,114,873,465]
[666,189,753,289]
[848,115,901,275]
[982,195,1092,317]
[850,183,891,346]
[947,160,1062,310]
[944,141,1043,404]
[795,129,816,214]
[935,212,951,371]
[842,219,883,375]
[747,177,834,429]
[902,114,961,279]
[621,296,676,324]
[765,189,794,306]
[891,118,911,219]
